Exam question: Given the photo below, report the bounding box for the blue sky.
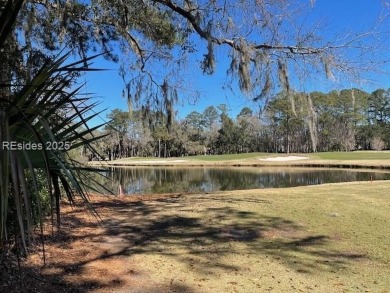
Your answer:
[79,0,390,127]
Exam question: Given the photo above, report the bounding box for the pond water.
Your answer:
[89,167,390,195]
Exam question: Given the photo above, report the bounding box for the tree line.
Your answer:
[78,88,390,161]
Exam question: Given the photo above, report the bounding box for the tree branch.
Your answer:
[153,0,325,56]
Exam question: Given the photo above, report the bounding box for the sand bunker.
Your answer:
[129,159,186,163]
[259,156,309,162]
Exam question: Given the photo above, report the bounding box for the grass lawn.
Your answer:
[20,181,390,292]
[313,151,390,160]
[187,151,390,161]
[101,151,390,165]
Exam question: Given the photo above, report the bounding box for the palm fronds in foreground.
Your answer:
[0,0,107,253]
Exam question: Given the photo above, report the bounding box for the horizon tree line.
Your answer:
[75,88,390,161]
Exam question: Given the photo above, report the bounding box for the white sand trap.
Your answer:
[130,159,186,163]
[259,156,309,162]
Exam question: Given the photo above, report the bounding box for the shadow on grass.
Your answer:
[87,195,365,274]
[2,194,366,292]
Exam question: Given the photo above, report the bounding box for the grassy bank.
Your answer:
[313,151,390,160]
[91,151,390,169]
[188,151,390,161]
[14,181,390,292]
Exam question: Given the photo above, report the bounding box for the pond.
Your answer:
[88,167,390,195]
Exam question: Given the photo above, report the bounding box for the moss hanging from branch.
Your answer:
[201,22,215,75]
[238,39,252,92]
[278,58,290,93]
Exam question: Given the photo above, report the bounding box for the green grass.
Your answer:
[179,150,390,162]
[314,151,390,160]
[187,150,390,161]
[99,151,390,167]
[189,151,390,161]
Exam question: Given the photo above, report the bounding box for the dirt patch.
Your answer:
[1,194,184,293]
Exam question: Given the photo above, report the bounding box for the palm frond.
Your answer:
[1,52,106,252]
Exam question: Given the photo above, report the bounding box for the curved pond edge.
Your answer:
[89,160,390,170]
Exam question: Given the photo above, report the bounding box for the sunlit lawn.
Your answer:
[113,151,390,162]
[313,151,390,160]
[38,181,390,292]
[124,182,389,292]
[187,151,390,161]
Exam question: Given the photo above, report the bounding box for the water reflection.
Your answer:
[89,167,390,195]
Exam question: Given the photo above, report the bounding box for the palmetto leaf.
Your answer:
[1,1,107,251]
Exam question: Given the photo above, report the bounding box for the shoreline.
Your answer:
[88,158,390,170]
